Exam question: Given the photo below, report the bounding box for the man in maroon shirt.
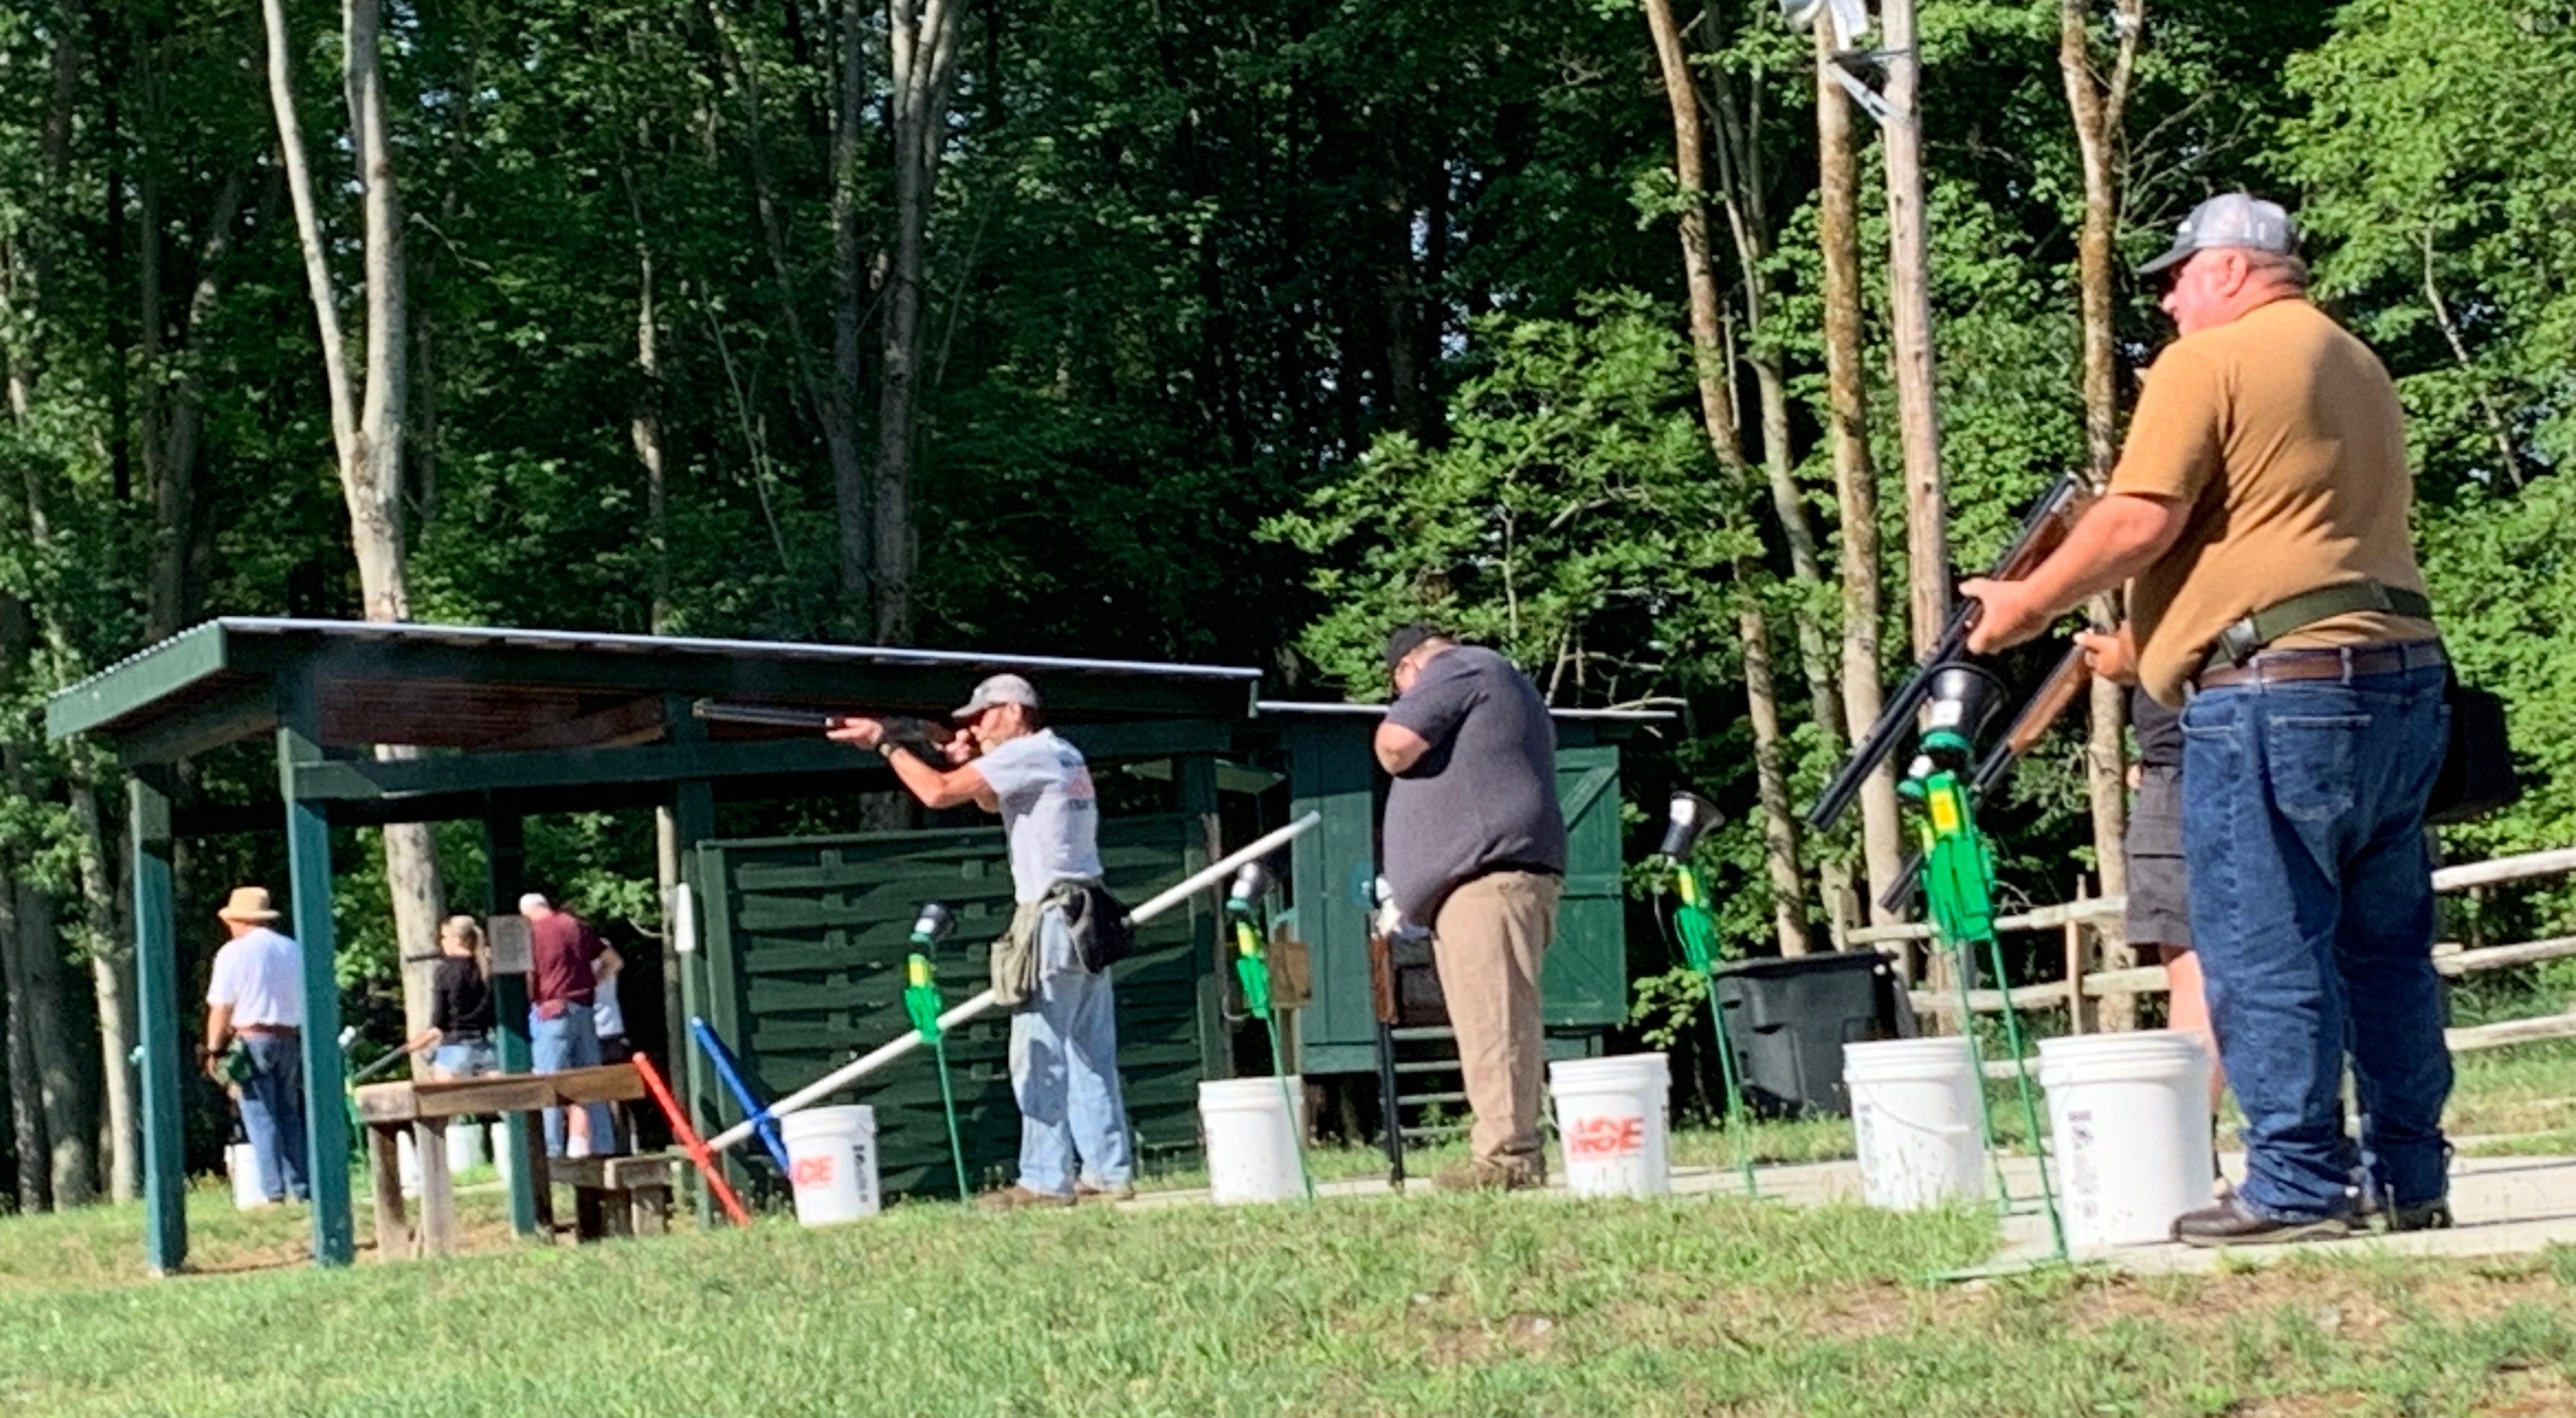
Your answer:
[522,893,614,1156]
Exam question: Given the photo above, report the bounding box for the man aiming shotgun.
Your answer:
[824,674,1138,1209]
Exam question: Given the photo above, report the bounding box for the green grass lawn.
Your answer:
[1,1040,2569,1416]
[5,1183,2576,1417]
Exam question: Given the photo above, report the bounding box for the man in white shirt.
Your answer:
[202,886,308,1204]
[829,673,1134,1209]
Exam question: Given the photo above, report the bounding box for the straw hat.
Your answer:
[217,886,281,923]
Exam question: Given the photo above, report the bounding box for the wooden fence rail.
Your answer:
[1857,846,2576,1063]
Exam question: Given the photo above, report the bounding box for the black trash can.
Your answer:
[1710,950,1914,1118]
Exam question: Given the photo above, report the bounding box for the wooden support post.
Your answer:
[278,696,356,1268]
[129,775,188,1276]
[414,1119,456,1256]
[367,1124,410,1258]
[483,812,541,1238]
[2064,877,2088,1035]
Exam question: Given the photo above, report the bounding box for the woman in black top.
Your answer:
[402,915,497,1079]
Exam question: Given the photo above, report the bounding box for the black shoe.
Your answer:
[2384,1199,2454,1233]
[2170,1198,2354,1248]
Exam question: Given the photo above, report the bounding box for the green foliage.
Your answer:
[1264,292,1759,703]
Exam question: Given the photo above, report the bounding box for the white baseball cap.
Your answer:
[951,673,1041,720]
[2139,192,2297,277]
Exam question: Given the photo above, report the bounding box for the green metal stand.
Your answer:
[1670,863,1759,1198]
[1230,902,1314,1204]
[904,952,972,1200]
[1905,766,2068,1265]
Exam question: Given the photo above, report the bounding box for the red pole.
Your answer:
[631,1054,752,1228]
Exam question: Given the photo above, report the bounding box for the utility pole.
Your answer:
[1787,0,1948,657]
[1877,0,1948,659]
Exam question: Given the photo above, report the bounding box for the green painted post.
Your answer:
[128,775,187,1275]
[276,716,355,1267]
[483,814,539,1237]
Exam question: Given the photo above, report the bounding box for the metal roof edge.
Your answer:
[1254,698,1677,724]
[209,618,1263,684]
[46,622,233,742]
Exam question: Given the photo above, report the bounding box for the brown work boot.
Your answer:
[1432,1158,1544,1193]
[1075,1179,1137,1204]
[978,1184,1076,1212]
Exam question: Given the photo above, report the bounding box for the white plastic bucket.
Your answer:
[1549,1053,1671,1198]
[1844,1037,1986,1210]
[226,1141,268,1209]
[398,1130,421,1198]
[446,1119,487,1174]
[2039,1032,2215,1248]
[1200,1076,1306,1204]
[780,1105,882,1226]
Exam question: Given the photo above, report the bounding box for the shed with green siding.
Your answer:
[1240,703,1668,1077]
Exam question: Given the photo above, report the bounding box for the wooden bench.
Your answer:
[547,1154,682,1238]
[355,1064,649,1259]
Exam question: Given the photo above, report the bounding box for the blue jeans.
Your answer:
[432,1037,498,1080]
[2182,659,2451,1219]
[1009,909,1135,1195]
[531,1004,614,1156]
[238,1034,310,1203]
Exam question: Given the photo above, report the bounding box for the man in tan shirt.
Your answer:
[1962,194,2453,1246]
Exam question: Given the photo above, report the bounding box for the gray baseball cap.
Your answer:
[2139,193,2297,277]
[951,672,1041,720]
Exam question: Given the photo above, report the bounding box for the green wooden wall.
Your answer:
[693,814,1217,1199]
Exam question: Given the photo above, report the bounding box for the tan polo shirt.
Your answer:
[2108,298,2437,705]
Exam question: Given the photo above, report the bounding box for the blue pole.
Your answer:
[690,1017,791,1173]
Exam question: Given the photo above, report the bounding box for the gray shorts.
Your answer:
[2124,764,2190,950]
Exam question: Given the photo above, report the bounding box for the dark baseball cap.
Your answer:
[1384,623,1445,674]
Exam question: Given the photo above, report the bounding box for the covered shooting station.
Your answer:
[45,618,1258,1274]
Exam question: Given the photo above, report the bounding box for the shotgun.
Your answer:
[691,699,958,753]
[1807,474,2090,833]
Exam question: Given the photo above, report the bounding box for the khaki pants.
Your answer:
[1431,871,1563,1172]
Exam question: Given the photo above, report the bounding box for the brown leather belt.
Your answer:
[2193,639,2446,692]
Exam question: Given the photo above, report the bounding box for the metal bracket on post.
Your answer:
[1826,53,1896,125]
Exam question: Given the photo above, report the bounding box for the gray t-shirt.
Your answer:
[1381,646,1566,921]
[973,728,1105,903]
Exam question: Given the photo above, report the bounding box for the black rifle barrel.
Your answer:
[692,700,843,730]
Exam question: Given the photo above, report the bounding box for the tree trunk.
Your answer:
[10,884,94,1206]
[267,0,443,1044]
[1878,0,1948,660]
[71,781,137,1201]
[621,156,674,635]
[1816,23,1907,952]
[828,0,873,633]
[875,0,965,645]
[2061,0,2141,1021]
[0,877,45,1213]
[1643,0,1807,950]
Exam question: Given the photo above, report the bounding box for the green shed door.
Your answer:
[1541,744,1625,1027]
[694,814,1214,1199]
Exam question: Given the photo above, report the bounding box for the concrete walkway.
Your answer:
[1131,1148,2576,1274]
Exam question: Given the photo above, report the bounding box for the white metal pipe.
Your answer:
[706,811,1321,1153]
